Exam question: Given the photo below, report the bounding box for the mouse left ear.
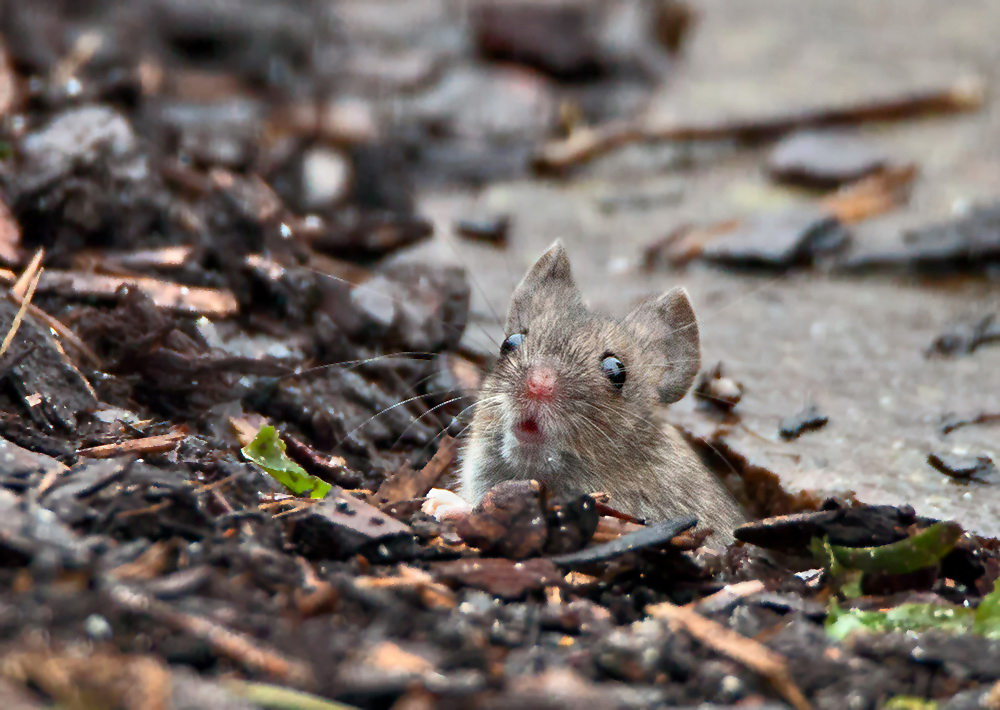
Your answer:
[624,287,700,404]
[505,240,583,332]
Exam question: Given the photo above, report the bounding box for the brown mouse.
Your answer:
[459,240,746,543]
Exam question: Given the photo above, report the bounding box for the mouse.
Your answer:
[457,240,747,544]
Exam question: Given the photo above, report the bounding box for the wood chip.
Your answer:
[820,166,917,224]
[0,269,239,317]
[646,601,810,710]
[100,245,194,272]
[78,430,187,459]
[373,436,458,508]
[355,565,457,609]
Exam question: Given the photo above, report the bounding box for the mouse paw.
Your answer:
[422,488,472,522]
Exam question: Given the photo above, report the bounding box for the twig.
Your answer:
[689,580,766,611]
[78,430,187,459]
[0,258,42,359]
[192,472,239,495]
[534,77,984,173]
[11,248,44,299]
[106,583,312,684]
[646,601,811,710]
[941,411,1000,435]
[114,500,172,519]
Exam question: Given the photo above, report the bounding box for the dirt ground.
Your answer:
[1,2,1000,709]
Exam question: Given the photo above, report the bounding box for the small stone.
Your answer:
[768,130,887,188]
[301,146,352,210]
[928,452,996,482]
[779,404,829,440]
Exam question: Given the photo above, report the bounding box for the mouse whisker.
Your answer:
[419,395,504,447]
[275,351,445,383]
[390,393,479,449]
[439,234,506,334]
[567,407,618,454]
[336,389,467,447]
[576,398,661,438]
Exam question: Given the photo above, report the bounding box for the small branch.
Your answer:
[106,583,312,684]
[647,601,811,710]
[0,257,43,359]
[78,430,187,459]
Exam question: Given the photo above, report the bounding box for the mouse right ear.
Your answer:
[624,287,701,404]
[505,240,582,332]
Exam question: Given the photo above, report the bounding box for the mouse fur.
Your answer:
[460,240,746,544]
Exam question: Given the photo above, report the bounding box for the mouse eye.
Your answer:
[500,333,524,356]
[601,355,626,389]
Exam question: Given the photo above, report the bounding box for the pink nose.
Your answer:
[525,367,556,401]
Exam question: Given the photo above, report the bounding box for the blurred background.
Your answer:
[1,0,999,535]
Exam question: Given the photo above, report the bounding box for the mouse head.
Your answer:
[479,240,700,467]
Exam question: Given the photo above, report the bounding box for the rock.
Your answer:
[5,104,162,259]
[841,202,1000,272]
[768,130,888,188]
[471,0,604,79]
[779,404,829,440]
[300,146,352,210]
[700,207,850,268]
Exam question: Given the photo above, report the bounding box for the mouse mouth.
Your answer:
[513,416,545,444]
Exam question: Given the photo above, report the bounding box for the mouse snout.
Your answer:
[524,366,557,402]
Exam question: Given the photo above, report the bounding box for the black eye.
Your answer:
[601,355,626,389]
[500,333,524,356]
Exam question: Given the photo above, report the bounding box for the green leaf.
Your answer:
[824,522,963,575]
[825,579,1000,642]
[882,697,939,710]
[973,578,1000,638]
[242,426,332,499]
[226,680,359,710]
[809,536,863,598]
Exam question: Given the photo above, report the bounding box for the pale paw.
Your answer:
[422,488,473,522]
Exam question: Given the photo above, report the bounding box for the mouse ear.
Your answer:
[624,287,700,404]
[505,240,582,332]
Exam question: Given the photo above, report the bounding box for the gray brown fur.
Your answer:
[460,241,746,544]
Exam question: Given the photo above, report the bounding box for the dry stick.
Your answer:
[0,255,102,367]
[106,583,312,684]
[191,472,240,495]
[0,262,43,359]
[688,580,766,610]
[534,78,985,173]
[11,248,44,299]
[646,601,811,710]
[78,430,186,459]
